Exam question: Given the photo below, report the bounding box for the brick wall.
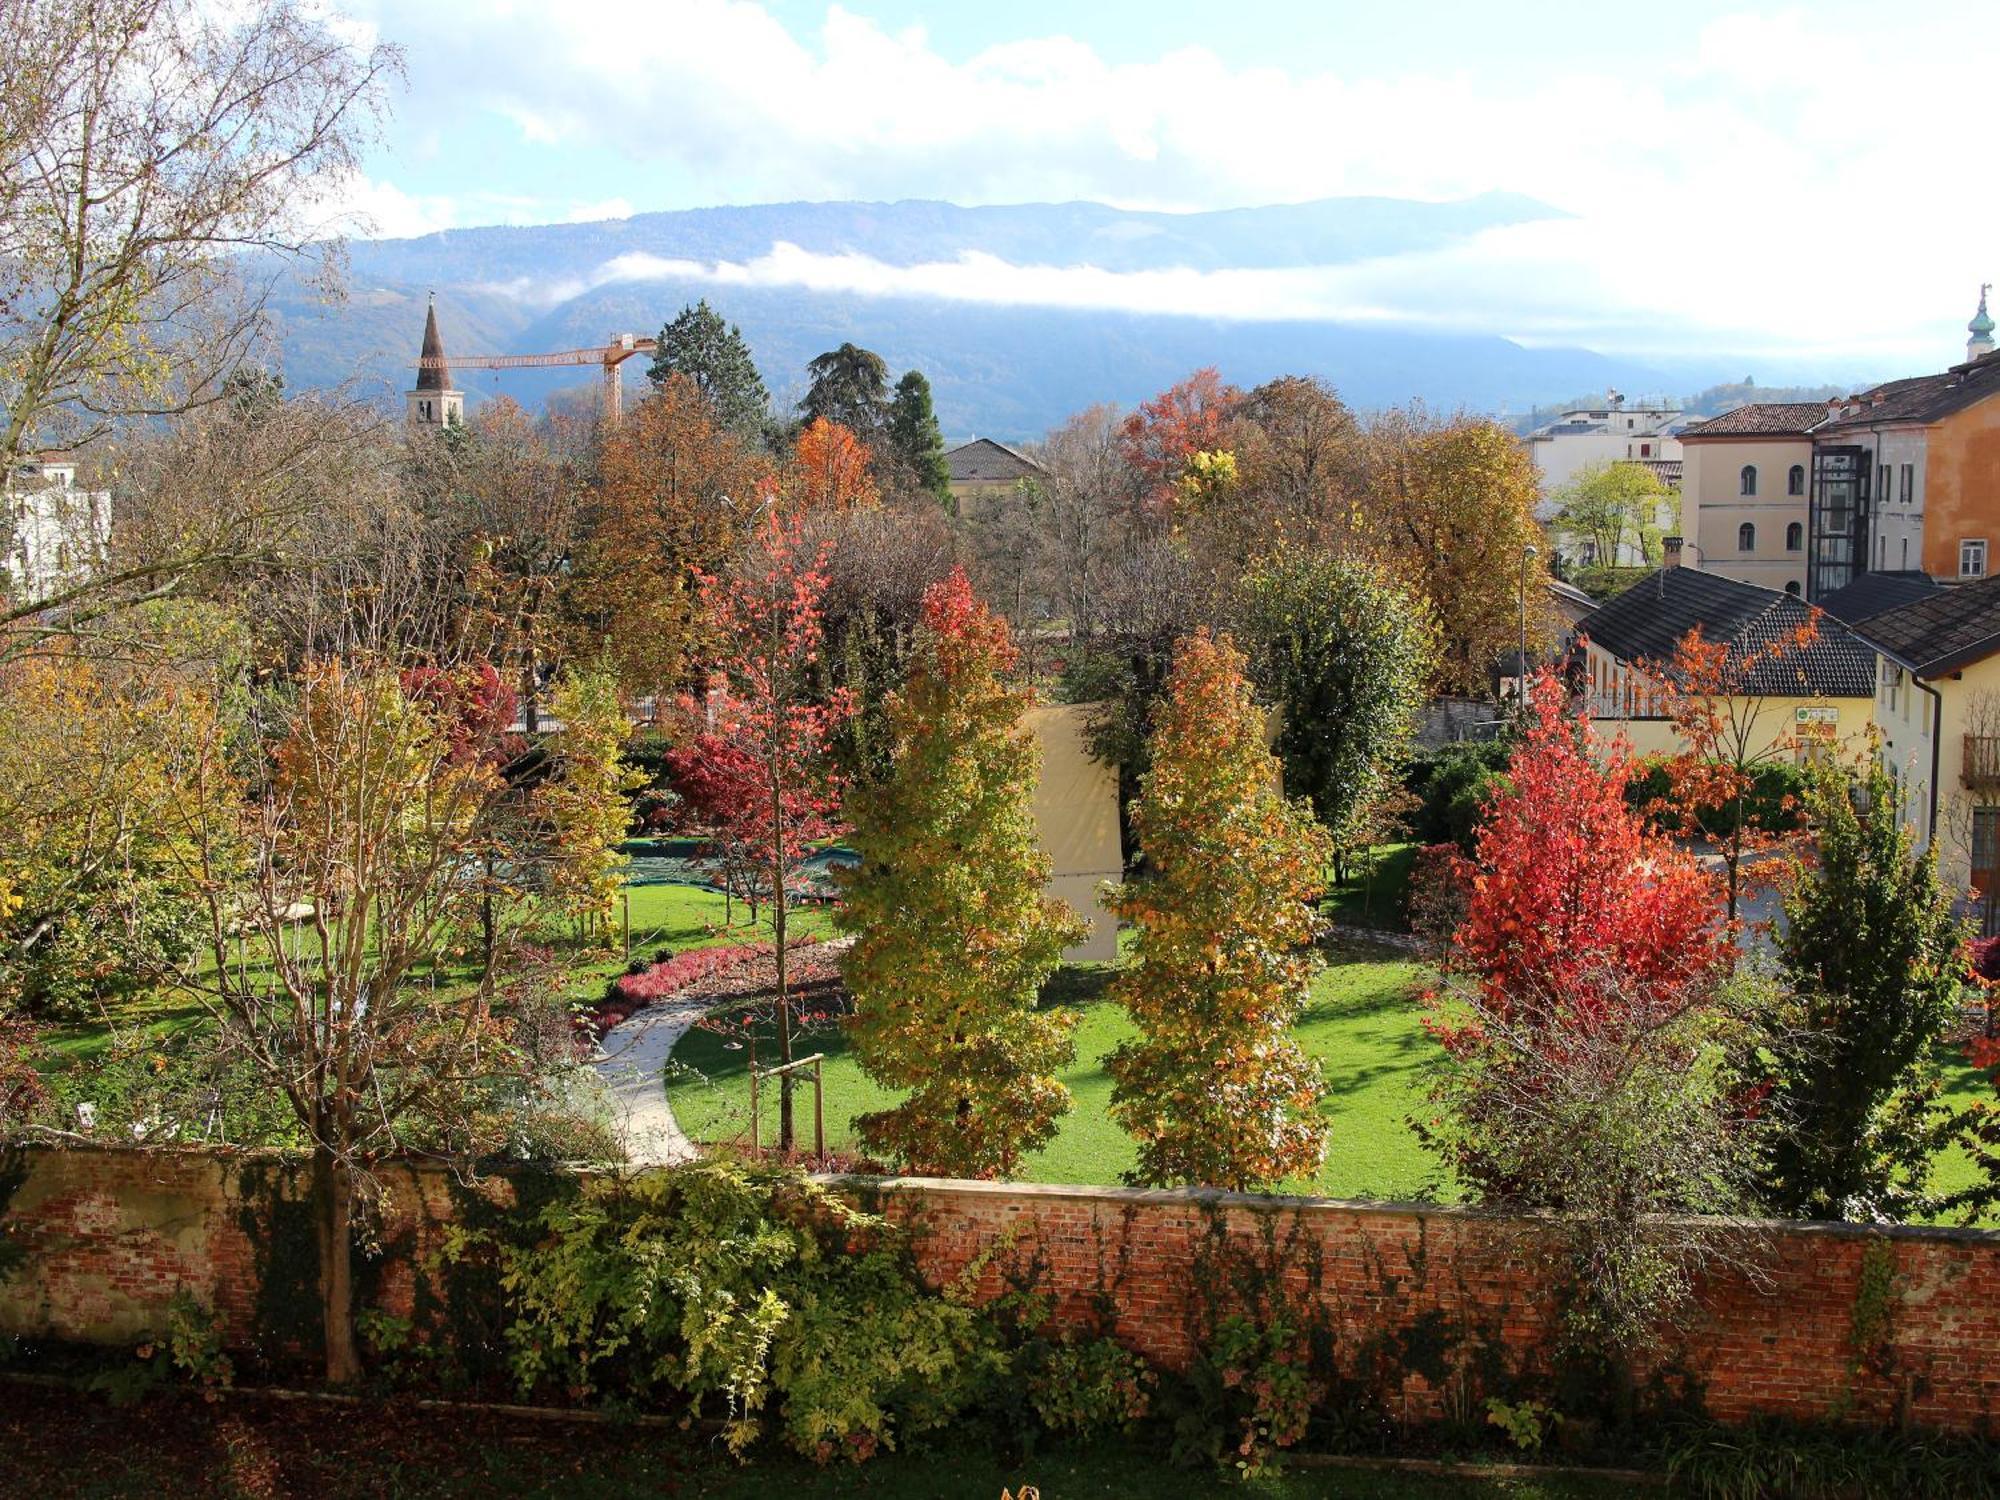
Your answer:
[4,1146,1998,1433]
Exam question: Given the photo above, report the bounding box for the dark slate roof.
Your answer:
[945,438,1042,485]
[1587,566,1877,697]
[1679,402,1828,438]
[1852,575,2000,676]
[415,299,450,392]
[1816,351,2000,435]
[1814,571,1940,625]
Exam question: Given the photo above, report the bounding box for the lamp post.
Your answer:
[1518,543,1539,710]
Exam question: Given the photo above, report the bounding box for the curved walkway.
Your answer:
[590,936,853,1166]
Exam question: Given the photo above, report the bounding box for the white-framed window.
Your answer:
[1882,659,1903,713]
[1962,538,1988,579]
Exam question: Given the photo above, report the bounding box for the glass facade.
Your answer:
[1808,446,1871,601]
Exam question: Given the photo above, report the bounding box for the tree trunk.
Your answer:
[775,849,794,1153]
[310,1140,362,1386]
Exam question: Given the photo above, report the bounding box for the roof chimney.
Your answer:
[1663,535,1684,569]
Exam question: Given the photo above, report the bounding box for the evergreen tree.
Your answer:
[886,369,951,503]
[1106,630,1334,1190]
[839,568,1085,1177]
[647,299,769,436]
[800,342,889,435]
[1761,753,1970,1220]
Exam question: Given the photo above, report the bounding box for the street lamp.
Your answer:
[1517,543,1539,710]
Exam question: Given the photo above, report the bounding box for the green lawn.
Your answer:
[669,938,1445,1200]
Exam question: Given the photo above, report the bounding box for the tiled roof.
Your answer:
[1679,402,1828,438]
[1587,566,1877,697]
[1637,458,1682,488]
[1852,574,2000,676]
[945,438,1042,485]
[1814,571,1940,625]
[1816,352,2000,435]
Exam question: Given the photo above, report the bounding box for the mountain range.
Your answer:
[267,194,1743,440]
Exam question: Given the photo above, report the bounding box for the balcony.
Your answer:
[1964,735,2000,790]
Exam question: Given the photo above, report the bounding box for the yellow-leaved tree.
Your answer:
[1106,630,1334,1190]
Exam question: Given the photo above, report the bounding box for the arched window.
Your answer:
[1786,521,1803,551]
[1785,580,1802,597]
[1738,522,1756,552]
[1788,464,1805,496]
[1740,465,1758,496]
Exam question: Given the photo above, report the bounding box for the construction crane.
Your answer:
[416,333,659,421]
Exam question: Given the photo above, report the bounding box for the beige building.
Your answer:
[1851,577,2000,933]
[1677,403,1825,596]
[945,437,1042,516]
[1579,559,1876,760]
[1026,703,1122,962]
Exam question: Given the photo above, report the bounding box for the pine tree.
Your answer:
[1761,752,1970,1220]
[800,342,889,435]
[647,299,769,436]
[1106,630,1334,1190]
[886,369,951,503]
[839,568,1085,1176]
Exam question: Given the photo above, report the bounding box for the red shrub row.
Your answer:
[578,936,821,1038]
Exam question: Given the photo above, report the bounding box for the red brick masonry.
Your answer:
[3,1147,1996,1432]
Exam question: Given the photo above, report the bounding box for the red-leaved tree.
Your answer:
[662,729,766,925]
[699,510,853,1151]
[1118,368,1242,517]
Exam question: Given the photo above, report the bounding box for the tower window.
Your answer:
[1738,522,1756,552]
[1786,522,1803,551]
[1739,465,1758,496]
[1788,464,1805,496]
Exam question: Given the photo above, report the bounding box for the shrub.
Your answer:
[484,1162,1002,1462]
[1626,756,1809,838]
[1406,740,1513,848]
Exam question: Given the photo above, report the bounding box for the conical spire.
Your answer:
[415,293,450,392]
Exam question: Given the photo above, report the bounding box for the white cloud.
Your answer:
[337,1,2000,364]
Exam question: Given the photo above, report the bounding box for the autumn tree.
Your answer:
[1758,753,1971,1221]
[1235,375,1363,545]
[535,668,643,940]
[1118,367,1243,519]
[175,661,530,1384]
[886,369,951,504]
[563,376,769,702]
[647,299,769,437]
[800,342,890,437]
[1423,678,1748,1343]
[840,569,1086,1176]
[701,514,854,1151]
[1106,631,1333,1190]
[0,0,395,460]
[781,417,879,513]
[1551,461,1672,567]
[1033,403,1137,648]
[1642,616,1825,924]
[1240,549,1437,874]
[1357,406,1548,695]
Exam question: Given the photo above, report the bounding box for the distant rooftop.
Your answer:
[945,437,1042,485]
[1680,402,1828,438]
[1814,571,1940,626]
[1854,573,2000,676]
[1817,351,2000,435]
[1587,566,1877,698]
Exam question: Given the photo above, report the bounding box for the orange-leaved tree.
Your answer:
[839,567,1086,1176]
[1641,616,1823,926]
[700,511,853,1151]
[1106,629,1333,1190]
[1117,367,1243,520]
[783,417,879,513]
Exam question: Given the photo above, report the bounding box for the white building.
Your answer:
[1525,393,1687,495]
[4,454,110,600]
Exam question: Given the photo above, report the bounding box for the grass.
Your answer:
[1325,841,1421,931]
[669,937,1444,1200]
[0,1381,1639,1499]
[40,881,834,1068]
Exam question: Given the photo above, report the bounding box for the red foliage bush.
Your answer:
[576,936,822,1038]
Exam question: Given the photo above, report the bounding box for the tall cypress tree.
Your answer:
[647,299,769,436]
[887,369,951,503]
[839,568,1085,1178]
[1762,753,1970,1220]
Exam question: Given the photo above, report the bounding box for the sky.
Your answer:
[324,0,2000,373]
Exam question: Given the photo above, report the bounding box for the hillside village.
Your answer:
[6,3,2000,1498]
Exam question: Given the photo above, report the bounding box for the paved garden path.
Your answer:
[592,936,854,1166]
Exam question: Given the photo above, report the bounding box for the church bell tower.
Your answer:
[407,294,464,427]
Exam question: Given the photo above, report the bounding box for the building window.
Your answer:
[1639,442,1652,457]
[1902,537,1910,569]
[1785,580,1802,596]
[1788,464,1805,495]
[1739,464,1758,496]
[1786,521,1803,551]
[1883,660,1903,714]
[1738,522,1756,552]
[1901,464,1914,502]
[1962,539,1988,579]
[1878,463,1890,498]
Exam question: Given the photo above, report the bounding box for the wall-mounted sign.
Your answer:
[1795,706,1840,725]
